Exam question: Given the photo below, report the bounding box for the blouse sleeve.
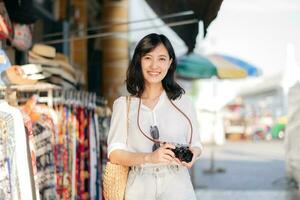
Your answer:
[107,97,128,158]
[188,100,203,153]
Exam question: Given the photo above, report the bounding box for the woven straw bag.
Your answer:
[103,96,131,200]
[103,163,129,200]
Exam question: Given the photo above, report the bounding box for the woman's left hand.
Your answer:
[180,147,202,168]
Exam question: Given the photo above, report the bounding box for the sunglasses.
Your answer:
[150,125,160,151]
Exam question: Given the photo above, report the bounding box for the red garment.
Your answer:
[76,107,90,199]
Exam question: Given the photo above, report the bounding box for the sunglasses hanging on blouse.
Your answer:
[150,125,160,151]
[137,97,193,152]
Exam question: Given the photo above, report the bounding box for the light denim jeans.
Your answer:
[125,165,197,200]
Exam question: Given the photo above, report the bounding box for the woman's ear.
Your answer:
[168,58,173,67]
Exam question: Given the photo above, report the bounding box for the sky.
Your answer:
[128,0,300,110]
[199,0,300,77]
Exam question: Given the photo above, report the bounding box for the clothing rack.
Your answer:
[0,83,61,107]
[0,83,108,109]
[0,83,110,199]
[55,89,99,108]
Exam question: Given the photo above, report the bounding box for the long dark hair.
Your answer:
[126,33,185,100]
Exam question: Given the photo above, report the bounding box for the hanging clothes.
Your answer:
[21,97,57,200]
[0,90,110,200]
[75,106,90,199]
[89,109,97,200]
[20,110,39,200]
[68,105,79,200]
[55,104,68,199]
[93,110,104,200]
[0,100,34,200]
[33,115,57,200]
[96,106,111,169]
[0,111,20,200]
[51,96,106,200]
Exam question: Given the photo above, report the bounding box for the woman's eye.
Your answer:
[159,58,166,61]
[144,56,151,60]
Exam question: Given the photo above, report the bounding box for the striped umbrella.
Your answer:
[176,53,260,80]
[214,54,261,76]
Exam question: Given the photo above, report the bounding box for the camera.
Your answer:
[170,144,193,163]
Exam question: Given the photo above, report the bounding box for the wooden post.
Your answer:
[70,0,88,89]
[101,0,129,107]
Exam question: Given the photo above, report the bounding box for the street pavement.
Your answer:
[193,140,300,200]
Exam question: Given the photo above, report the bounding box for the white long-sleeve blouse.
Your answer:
[107,90,203,159]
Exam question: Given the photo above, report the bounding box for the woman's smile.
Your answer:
[147,71,161,76]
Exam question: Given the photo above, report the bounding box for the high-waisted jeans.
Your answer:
[125,165,197,200]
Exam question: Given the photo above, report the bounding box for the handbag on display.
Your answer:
[11,23,32,51]
[0,1,13,39]
[103,96,131,200]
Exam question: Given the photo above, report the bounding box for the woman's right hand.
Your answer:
[145,143,177,164]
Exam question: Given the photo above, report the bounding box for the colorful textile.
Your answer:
[20,110,40,200]
[0,112,20,200]
[17,96,110,200]
[0,101,33,200]
[32,115,57,200]
[76,107,90,199]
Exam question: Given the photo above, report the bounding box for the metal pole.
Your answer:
[203,77,226,174]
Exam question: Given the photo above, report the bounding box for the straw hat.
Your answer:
[19,64,51,80]
[55,52,69,62]
[47,76,76,89]
[32,44,56,58]
[29,44,76,77]
[1,65,37,85]
[42,67,76,84]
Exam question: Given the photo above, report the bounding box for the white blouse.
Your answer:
[107,91,203,159]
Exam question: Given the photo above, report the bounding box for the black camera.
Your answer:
[171,144,193,163]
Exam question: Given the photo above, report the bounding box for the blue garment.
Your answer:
[0,49,11,86]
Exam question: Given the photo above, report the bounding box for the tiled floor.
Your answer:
[193,141,299,200]
[195,190,300,200]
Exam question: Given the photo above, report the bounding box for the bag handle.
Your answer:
[125,96,131,144]
[137,97,193,145]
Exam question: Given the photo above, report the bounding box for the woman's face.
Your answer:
[141,43,173,86]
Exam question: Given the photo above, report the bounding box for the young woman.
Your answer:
[107,33,203,199]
